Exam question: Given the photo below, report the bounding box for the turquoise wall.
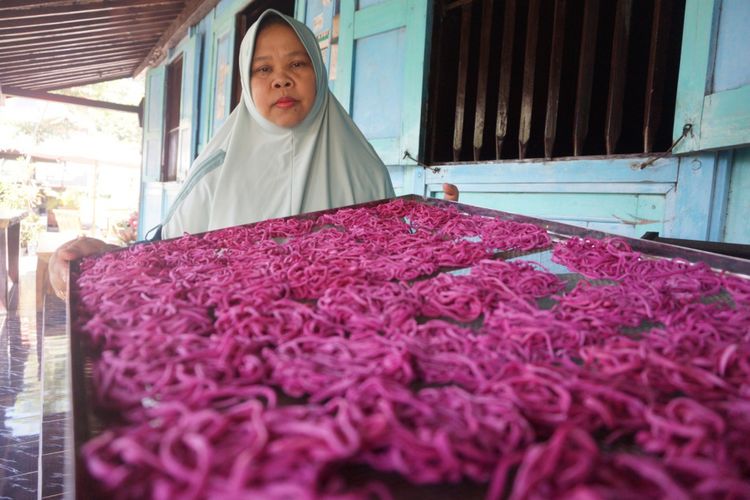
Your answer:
[138,0,750,245]
[724,147,750,243]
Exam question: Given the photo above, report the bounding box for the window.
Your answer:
[424,0,686,163]
[162,55,183,182]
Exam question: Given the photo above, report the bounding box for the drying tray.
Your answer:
[67,195,750,499]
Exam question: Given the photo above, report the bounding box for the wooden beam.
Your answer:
[1,62,136,82]
[518,0,540,160]
[3,59,140,80]
[495,0,517,158]
[605,0,633,155]
[1,56,143,78]
[22,74,133,92]
[444,0,474,12]
[0,0,179,12]
[2,73,136,90]
[0,42,152,63]
[473,0,493,160]
[0,49,145,68]
[427,6,446,163]
[0,24,163,48]
[573,0,600,156]
[0,21,173,44]
[643,0,672,153]
[133,0,222,76]
[0,13,178,37]
[0,6,179,31]
[0,3,181,22]
[544,0,566,159]
[3,69,133,89]
[1,86,139,114]
[452,3,472,162]
[0,35,158,55]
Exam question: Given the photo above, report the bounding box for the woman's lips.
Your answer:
[275,97,297,109]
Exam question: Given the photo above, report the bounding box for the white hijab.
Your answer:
[160,9,394,239]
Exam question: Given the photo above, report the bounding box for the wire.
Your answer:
[635,123,693,170]
[402,150,441,173]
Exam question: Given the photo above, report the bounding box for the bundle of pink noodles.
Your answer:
[74,200,750,499]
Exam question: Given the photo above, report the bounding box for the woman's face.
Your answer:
[250,22,317,128]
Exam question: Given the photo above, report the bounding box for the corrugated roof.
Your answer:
[0,0,196,92]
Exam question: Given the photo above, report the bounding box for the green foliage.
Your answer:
[46,188,82,210]
[0,179,40,210]
[0,179,45,251]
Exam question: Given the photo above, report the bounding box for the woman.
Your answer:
[50,9,458,297]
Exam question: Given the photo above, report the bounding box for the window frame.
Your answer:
[673,0,750,153]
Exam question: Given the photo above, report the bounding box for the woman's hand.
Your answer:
[48,237,120,300]
[442,183,459,202]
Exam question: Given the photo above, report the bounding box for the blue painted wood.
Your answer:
[304,0,336,76]
[424,157,680,184]
[422,155,689,240]
[429,190,668,238]
[162,183,182,219]
[359,0,389,9]
[425,182,675,195]
[402,0,429,192]
[211,29,234,134]
[674,0,750,152]
[330,0,428,174]
[699,85,750,150]
[214,0,243,19]
[368,137,401,165]
[295,0,307,21]
[708,150,731,241]
[333,1,355,111]
[353,2,407,38]
[409,165,427,197]
[351,28,405,139]
[665,153,718,240]
[195,15,214,156]
[142,66,166,182]
[385,165,405,194]
[178,35,201,180]
[712,0,750,92]
[723,146,750,243]
[137,0,750,249]
[138,183,165,240]
[672,0,718,153]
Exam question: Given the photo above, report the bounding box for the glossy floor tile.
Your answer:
[1,256,70,500]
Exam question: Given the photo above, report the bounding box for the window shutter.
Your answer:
[333,0,429,167]
[178,35,202,181]
[142,66,166,182]
[673,0,750,153]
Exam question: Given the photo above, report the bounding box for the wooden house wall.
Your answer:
[138,0,750,245]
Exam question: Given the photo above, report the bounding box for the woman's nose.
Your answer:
[273,77,292,88]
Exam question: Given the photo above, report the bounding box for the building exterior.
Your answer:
[137,0,750,245]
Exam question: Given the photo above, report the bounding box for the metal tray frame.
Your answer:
[66,195,750,498]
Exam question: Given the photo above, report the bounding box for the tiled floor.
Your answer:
[1,256,70,500]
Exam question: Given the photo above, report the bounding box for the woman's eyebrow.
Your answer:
[253,50,308,63]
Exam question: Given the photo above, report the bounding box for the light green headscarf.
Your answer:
[161,9,394,239]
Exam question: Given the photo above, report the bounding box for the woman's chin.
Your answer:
[266,106,311,128]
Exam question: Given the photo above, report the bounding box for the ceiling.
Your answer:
[0,0,220,94]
